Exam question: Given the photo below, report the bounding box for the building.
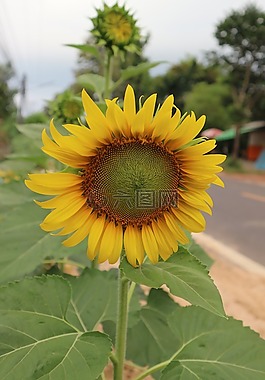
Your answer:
[215,121,265,161]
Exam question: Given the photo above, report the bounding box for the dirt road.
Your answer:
[195,232,265,339]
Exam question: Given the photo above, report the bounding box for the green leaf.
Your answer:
[66,44,100,58]
[7,133,47,165]
[77,74,109,97]
[125,289,180,367]
[0,183,88,283]
[121,247,225,317]
[66,269,118,330]
[0,180,34,210]
[0,275,111,380]
[160,306,265,380]
[119,61,163,82]
[16,123,47,145]
[66,268,141,331]
[184,232,213,268]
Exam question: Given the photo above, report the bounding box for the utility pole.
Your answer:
[17,74,26,123]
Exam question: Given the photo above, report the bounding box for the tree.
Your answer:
[214,4,265,157]
[215,4,265,116]
[184,82,233,131]
[0,62,17,121]
[152,57,220,108]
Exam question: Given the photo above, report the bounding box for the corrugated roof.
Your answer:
[215,121,265,141]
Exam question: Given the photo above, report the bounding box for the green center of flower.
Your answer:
[82,138,180,227]
[105,11,133,44]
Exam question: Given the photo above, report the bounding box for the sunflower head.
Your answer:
[48,91,83,124]
[25,85,225,267]
[91,3,141,54]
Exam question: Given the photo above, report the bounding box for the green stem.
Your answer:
[128,281,136,304]
[114,270,130,380]
[133,360,170,380]
[133,339,185,379]
[104,51,113,99]
[90,259,98,269]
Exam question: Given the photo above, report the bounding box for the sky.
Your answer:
[0,0,264,115]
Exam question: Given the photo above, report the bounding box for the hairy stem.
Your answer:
[113,270,130,380]
[104,51,113,98]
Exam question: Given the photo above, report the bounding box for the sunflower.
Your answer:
[91,3,141,54]
[25,86,225,267]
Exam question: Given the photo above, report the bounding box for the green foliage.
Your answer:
[214,4,265,120]
[160,306,265,379]
[0,275,111,380]
[107,289,265,379]
[47,90,83,124]
[23,111,49,124]
[152,57,220,109]
[125,289,181,368]
[0,123,50,177]
[66,43,100,58]
[71,34,154,100]
[77,73,110,100]
[184,82,233,130]
[65,268,141,331]
[121,248,224,317]
[0,62,17,120]
[184,233,214,269]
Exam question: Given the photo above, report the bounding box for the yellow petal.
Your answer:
[156,217,179,252]
[153,106,181,141]
[106,100,126,136]
[25,180,79,196]
[212,175,225,187]
[141,93,157,135]
[53,205,92,236]
[172,204,206,233]
[124,225,145,267]
[131,106,146,137]
[82,89,111,143]
[42,128,92,166]
[141,224,159,264]
[108,223,123,264]
[34,190,83,210]
[41,195,86,227]
[82,89,109,129]
[182,165,223,175]
[166,113,206,151]
[27,173,82,188]
[123,85,136,126]
[98,221,117,263]
[62,210,94,247]
[179,190,212,215]
[43,146,89,168]
[163,211,189,244]
[63,124,99,151]
[177,139,216,156]
[151,95,174,139]
[112,101,129,135]
[87,215,106,260]
[151,220,174,261]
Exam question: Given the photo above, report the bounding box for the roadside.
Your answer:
[222,159,265,185]
[194,232,265,339]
